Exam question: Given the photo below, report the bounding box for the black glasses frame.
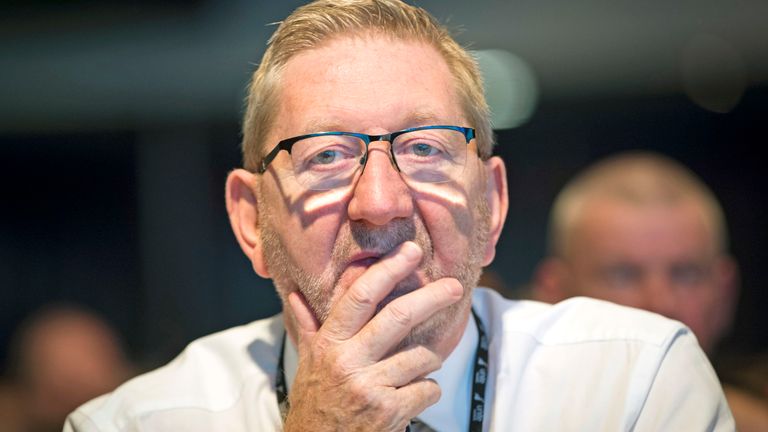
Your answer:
[256,125,475,174]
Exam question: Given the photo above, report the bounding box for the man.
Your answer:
[532,151,739,355]
[4,305,133,432]
[66,1,733,430]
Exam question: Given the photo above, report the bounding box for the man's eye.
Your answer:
[410,142,439,157]
[671,265,706,286]
[603,266,640,288]
[310,150,339,165]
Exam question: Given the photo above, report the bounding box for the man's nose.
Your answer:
[347,144,414,226]
[641,274,679,319]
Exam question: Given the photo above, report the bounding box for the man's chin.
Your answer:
[389,297,471,358]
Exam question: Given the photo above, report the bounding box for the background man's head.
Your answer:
[533,151,738,353]
[5,304,133,432]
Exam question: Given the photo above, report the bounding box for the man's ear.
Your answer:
[225,169,270,278]
[481,156,509,266]
[532,257,570,304]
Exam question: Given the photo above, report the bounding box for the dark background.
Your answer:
[2,0,766,370]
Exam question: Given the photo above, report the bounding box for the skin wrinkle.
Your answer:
[293,109,445,138]
[264,163,349,230]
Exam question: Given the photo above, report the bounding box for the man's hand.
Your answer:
[284,241,463,432]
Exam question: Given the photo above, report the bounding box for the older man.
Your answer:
[66,1,733,431]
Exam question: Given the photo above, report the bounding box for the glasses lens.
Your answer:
[290,133,366,190]
[392,128,468,183]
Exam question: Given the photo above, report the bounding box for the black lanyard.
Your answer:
[276,308,489,432]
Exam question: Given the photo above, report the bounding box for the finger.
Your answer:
[354,277,463,361]
[394,377,441,423]
[287,290,320,350]
[322,241,423,341]
[369,344,443,388]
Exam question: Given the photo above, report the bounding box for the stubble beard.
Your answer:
[260,198,490,350]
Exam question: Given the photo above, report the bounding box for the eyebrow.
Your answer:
[300,119,347,135]
[408,110,442,125]
[298,110,446,135]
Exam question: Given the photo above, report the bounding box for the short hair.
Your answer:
[547,151,729,257]
[241,0,494,172]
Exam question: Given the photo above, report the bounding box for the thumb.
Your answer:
[287,290,320,349]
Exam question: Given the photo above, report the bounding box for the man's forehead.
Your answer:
[296,110,447,134]
[570,198,719,255]
[273,35,464,136]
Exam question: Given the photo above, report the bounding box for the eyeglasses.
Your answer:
[256,125,476,191]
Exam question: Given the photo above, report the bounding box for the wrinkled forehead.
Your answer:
[272,33,465,135]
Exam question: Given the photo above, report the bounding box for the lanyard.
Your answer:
[276,308,489,432]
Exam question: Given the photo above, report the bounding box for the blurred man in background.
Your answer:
[532,151,738,354]
[1,304,133,432]
[531,151,768,431]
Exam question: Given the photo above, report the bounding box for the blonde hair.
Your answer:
[548,151,728,257]
[241,0,493,171]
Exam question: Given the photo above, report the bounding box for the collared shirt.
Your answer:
[65,288,734,431]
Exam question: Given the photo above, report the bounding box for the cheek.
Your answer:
[417,199,474,265]
[265,182,348,274]
[288,216,344,271]
[578,275,642,305]
[677,305,709,340]
[679,288,717,319]
[602,290,644,307]
[582,281,644,307]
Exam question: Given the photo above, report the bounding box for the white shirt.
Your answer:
[65,288,734,431]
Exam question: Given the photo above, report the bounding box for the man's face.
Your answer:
[253,34,501,350]
[561,199,731,352]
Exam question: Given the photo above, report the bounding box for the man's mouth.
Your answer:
[347,251,383,267]
[343,250,423,311]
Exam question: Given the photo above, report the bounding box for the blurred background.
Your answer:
[1,0,767,426]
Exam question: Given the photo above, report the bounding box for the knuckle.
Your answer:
[381,410,402,431]
[347,283,376,310]
[374,400,399,426]
[310,335,331,354]
[347,374,377,407]
[405,347,442,376]
[421,350,443,373]
[385,302,414,328]
[329,355,357,383]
